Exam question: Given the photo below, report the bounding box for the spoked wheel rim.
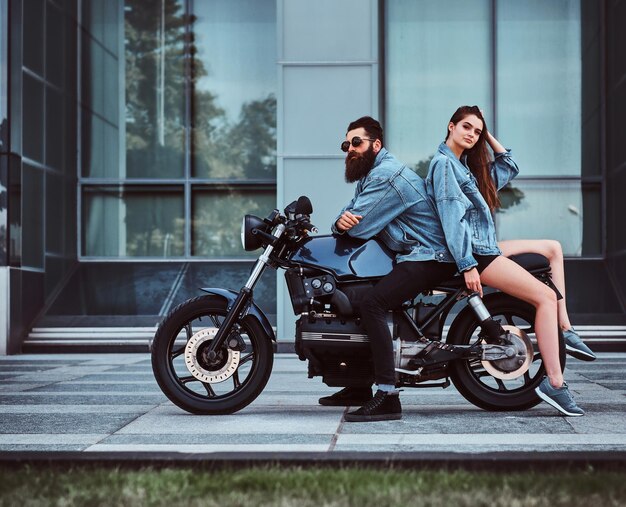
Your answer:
[460,307,547,395]
[167,310,261,401]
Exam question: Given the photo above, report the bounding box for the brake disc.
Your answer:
[481,324,533,380]
[184,328,240,383]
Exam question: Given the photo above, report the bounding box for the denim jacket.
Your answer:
[332,148,455,265]
[425,142,519,272]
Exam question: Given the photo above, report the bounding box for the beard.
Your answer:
[344,145,377,183]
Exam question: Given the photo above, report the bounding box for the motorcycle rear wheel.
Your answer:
[447,292,566,411]
[151,295,274,415]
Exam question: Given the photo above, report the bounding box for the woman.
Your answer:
[425,105,584,416]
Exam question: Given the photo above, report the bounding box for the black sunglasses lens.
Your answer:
[341,136,367,152]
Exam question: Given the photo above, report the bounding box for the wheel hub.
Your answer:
[481,325,533,380]
[184,328,240,383]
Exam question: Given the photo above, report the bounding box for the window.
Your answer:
[385,0,599,256]
[80,0,277,258]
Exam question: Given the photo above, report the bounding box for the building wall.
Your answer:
[606,0,626,309]
[1,0,625,353]
[276,0,380,340]
[0,0,79,353]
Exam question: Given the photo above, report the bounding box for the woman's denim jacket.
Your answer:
[332,148,455,265]
[425,142,519,272]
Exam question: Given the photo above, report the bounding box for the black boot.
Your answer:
[344,390,402,422]
[318,386,373,406]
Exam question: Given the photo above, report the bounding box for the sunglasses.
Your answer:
[341,136,376,152]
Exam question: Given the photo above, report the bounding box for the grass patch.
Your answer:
[1,465,625,506]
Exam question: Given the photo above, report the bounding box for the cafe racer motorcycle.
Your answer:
[151,196,565,415]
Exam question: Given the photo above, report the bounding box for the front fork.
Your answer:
[206,223,286,356]
[467,292,505,343]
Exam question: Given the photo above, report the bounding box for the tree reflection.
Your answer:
[123,0,276,257]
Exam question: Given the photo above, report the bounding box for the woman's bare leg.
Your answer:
[479,256,563,388]
[498,239,572,330]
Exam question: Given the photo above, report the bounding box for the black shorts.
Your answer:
[474,254,499,273]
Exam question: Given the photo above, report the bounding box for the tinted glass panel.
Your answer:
[23,0,44,75]
[496,0,581,177]
[192,0,277,180]
[385,0,491,171]
[0,0,7,129]
[83,185,184,257]
[22,73,44,163]
[124,0,185,179]
[46,87,64,170]
[46,262,182,316]
[46,1,64,87]
[496,180,583,256]
[22,164,44,268]
[192,188,275,257]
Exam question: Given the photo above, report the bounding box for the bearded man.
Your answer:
[322,116,458,422]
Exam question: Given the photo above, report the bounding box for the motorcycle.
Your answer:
[151,196,565,415]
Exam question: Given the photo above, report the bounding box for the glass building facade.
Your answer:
[1,0,625,353]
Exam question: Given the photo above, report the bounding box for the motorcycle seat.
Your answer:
[433,253,551,291]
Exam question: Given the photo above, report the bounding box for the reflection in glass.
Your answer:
[83,186,184,257]
[496,0,581,176]
[46,1,65,87]
[192,0,277,180]
[46,262,182,316]
[192,188,275,257]
[23,0,44,75]
[1,0,8,264]
[22,73,44,163]
[82,0,277,259]
[22,164,44,268]
[81,110,120,178]
[385,0,491,170]
[124,0,185,179]
[496,181,583,256]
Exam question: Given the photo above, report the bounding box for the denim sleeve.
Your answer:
[491,149,519,191]
[331,185,359,234]
[343,176,407,239]
[431,159,477,272]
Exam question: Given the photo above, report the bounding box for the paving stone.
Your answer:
[0,414,144,434]
[27,383,162,393]
[115,405,343,435]
[0,352,624,456]
[101,433,332,445]
[0,393,167,405]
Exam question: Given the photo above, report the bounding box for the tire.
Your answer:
[447,292,566,411]
[151,295,274,414]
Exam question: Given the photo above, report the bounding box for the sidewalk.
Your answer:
[0,352,625,465]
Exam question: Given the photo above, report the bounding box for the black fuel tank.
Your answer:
[289,234,395,279]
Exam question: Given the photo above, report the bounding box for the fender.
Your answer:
[200,287,276,343]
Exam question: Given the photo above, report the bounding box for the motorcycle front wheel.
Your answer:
[447,292,565,411]
[151,295,274,415]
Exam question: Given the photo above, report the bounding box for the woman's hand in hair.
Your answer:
[485,131,506,154]
[463,267,483,297]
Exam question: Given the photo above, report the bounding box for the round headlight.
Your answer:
[241,214,268,251]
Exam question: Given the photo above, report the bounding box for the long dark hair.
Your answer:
[445,105,500,210]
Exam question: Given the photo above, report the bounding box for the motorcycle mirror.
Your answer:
[295,196,313,215]
[284,200,298,216]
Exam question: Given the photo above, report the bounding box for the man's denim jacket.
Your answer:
[332,148,455,265]
[425,142,519,272]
